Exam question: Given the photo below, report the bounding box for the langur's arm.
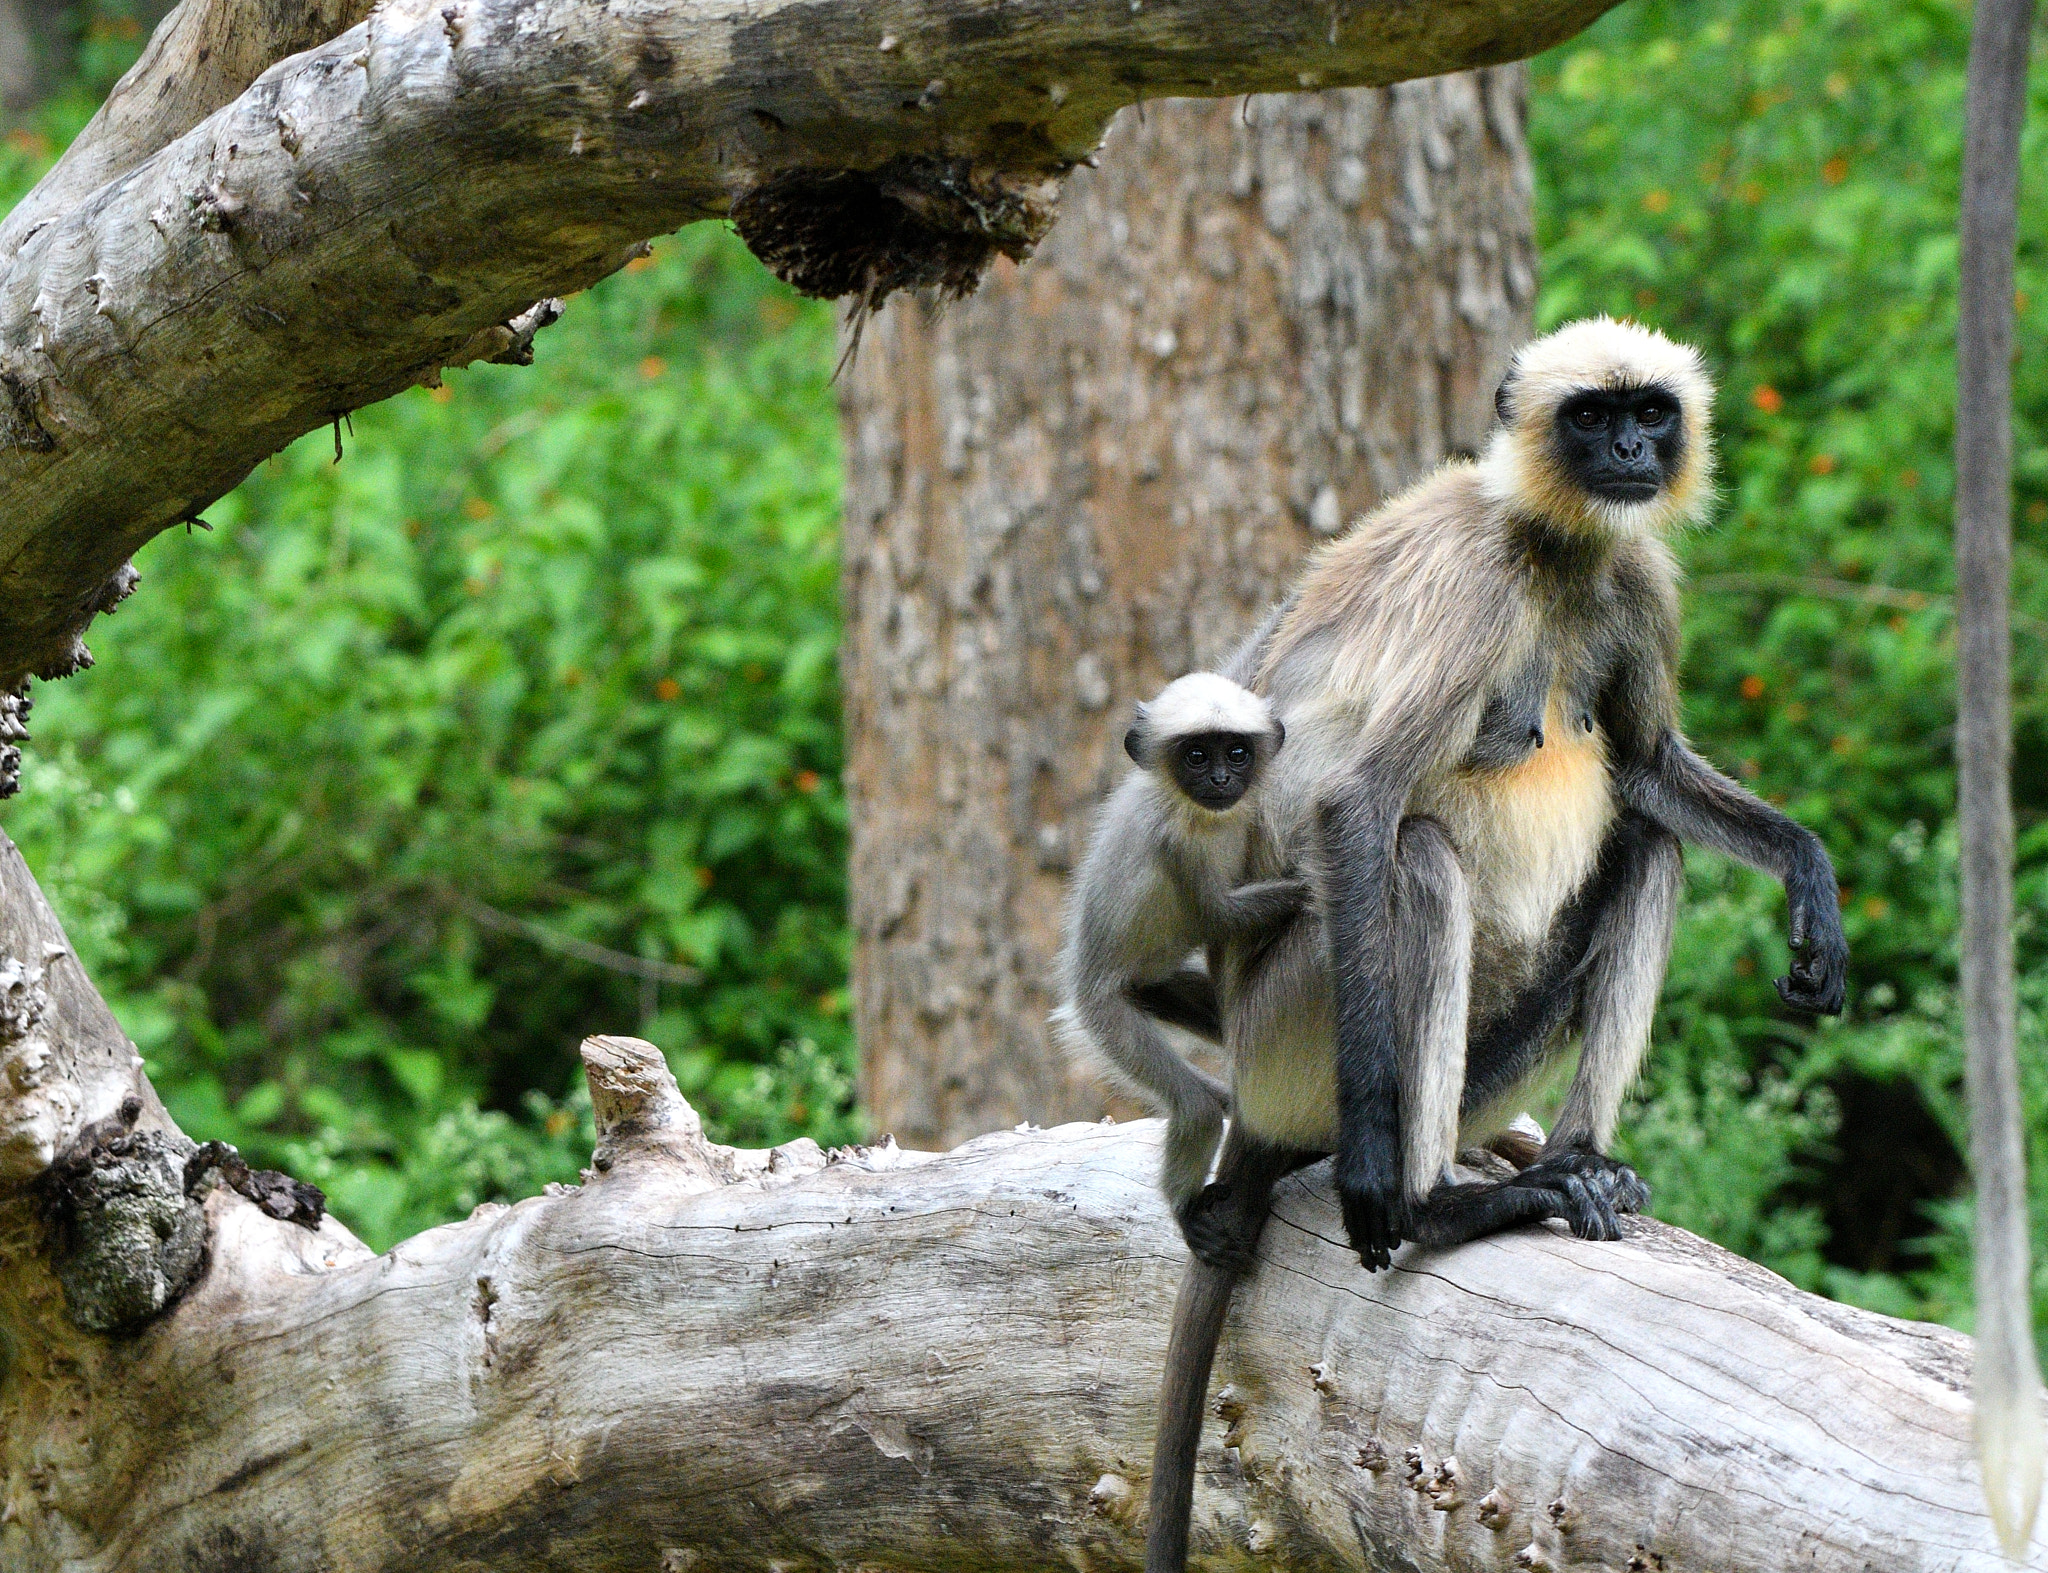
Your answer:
[1614,731,1846,1015]
[1127,965,1222,1043]
[1599,576,1846,1016]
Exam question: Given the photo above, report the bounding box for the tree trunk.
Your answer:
[0,0,68,116]
[840,78,1536,1147]
[0,831,2022,1570]
[0,0,34,116]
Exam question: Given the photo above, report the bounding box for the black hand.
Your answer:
[1335,1119,1406,1272]
[1176,1180,1264,1275]
[1777,876,1848,1016]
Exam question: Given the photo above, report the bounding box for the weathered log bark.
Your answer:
[0,829,2029,1571]
[840,80,1533,1146]
[0,0,1616,692]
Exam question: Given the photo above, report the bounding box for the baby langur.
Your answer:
[1053,674,1307,1218]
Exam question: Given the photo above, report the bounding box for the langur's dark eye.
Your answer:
[1226,745,1250,766]
[1571,406,1605,431]
[1639,403,1668,426]
[1183,747,1207,768]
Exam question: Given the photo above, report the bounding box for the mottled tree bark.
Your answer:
[841,76,1536,1146]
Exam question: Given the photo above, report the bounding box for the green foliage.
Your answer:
[3,132,856,1246]
[1531,0,2048,1328]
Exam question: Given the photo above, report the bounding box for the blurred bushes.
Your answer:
[2,116,855,1246]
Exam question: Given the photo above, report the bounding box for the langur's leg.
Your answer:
[1409,813,1676,1248]
[1390,816,1473,1212]
[1514,813,1682,1232]
[1053,992,1227,1212]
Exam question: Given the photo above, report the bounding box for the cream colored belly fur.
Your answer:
[1415,690,1614,958]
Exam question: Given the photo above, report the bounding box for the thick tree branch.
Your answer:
[0,0,375,266]
[0,0,1615,690]
[0,831,2027,1571]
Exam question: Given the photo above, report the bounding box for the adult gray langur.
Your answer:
[1126,316,1851,1573]
[1052,672,1306,1216]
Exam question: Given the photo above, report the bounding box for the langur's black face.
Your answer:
[1170,731,1261,810]
[1551,384,1685,504]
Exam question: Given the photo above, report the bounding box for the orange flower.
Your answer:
[1821,155,1849,185]
[654,677,681,701]
[1740,675,1766,700]
[625,253,656,273]
[794,769,822,793]
[1642,189,1672,214]
[1808,453,1836,475]
[1751,384,1784,414]
[639,356,667,380]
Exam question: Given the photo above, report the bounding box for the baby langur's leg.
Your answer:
[1391,816,1473,1214]
[1054,992,1227,1211]
[1515,814,1682,1233]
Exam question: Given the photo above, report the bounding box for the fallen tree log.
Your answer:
[0,833,2026,1571]
[0,0,1618,689]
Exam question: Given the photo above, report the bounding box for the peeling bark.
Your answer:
[0,0,1615,692]
[0,830,2032,1571]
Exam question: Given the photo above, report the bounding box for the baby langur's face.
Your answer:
[1170,732,1260,811]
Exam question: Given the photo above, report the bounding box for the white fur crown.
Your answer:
[1135,672,1278,741]
[1496,316,1712,418]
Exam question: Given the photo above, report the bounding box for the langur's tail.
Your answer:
[1144,1130,1302,1572]
[1974,1107,2044,1559]
[1954,0,2046,1550]
[1144,1257,1240,1573]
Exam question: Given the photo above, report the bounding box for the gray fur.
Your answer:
[1053,675,1302,1208]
